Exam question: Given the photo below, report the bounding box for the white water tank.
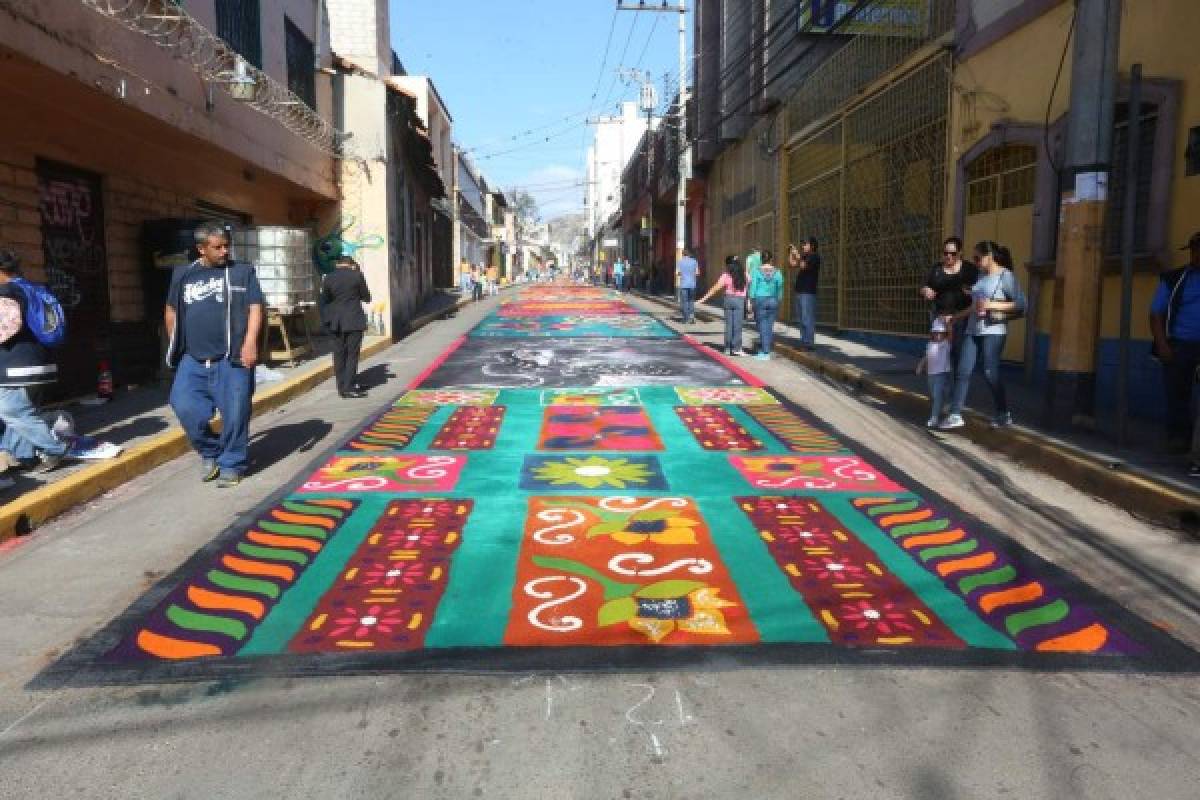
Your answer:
[232,227,316,312]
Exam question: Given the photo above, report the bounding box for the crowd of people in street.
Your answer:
[459,261,501,300]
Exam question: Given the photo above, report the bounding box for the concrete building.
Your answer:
[486,191,514,280]
[326,1,444,334]
[392,74,455,288]
[0,0,337,396]
[455,152,489,268]
[585,102,654,247]
[692,0,847,308]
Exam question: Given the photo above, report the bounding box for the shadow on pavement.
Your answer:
[248,419,334,477]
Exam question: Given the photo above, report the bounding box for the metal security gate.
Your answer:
[786,51,952,336]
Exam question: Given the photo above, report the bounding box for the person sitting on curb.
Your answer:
[0,249,68,479]
[165,222,264,489]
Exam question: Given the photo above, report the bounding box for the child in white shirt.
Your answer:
[916,317,953,428]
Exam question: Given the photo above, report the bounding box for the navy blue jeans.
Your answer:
[753,297,779,354]
[170,354,255,475]
[678,287,696,323]
[793,292,816,347]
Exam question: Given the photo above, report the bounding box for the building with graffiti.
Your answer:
[0,0,338,396]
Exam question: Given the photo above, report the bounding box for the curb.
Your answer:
[0,296,470,542]
[634,291,1200,529]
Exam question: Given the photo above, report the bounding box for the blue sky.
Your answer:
[390,1,692,220]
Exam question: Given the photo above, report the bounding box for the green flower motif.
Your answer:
[531,456,654,489]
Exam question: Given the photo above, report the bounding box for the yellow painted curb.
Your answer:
[772,340,1200,526]
[0,297,470,542]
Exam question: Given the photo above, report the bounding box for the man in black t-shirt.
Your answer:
[165,223,264,488]
[789,237,821,349]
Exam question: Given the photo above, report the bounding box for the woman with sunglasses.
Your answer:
[941,240,1026,430]
[920,237,977,420]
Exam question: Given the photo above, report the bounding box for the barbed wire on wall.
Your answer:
[72,0,350,156]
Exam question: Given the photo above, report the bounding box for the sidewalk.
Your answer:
[636,289,1200,530]
[0,289,469,540]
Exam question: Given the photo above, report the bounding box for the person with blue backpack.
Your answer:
[0,248,69,478]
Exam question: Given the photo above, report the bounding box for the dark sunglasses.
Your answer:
[943,250,958,256]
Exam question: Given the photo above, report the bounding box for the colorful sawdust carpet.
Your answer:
[41,285,1200,684]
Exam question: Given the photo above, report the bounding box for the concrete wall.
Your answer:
[326,0,390,77]
[337,73,392,335]
[0,1,336,199]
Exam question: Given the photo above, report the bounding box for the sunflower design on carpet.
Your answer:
[520,455,668,490]
[584,504,700,546]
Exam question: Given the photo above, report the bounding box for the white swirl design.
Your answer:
[531,508,586,545]
[406,456,460,480]
[828,458,878,482]
[597,497,689,514]
[302,476,390,491]
[608,553,714,577]
[755,475,836,489]
[525,577,588,632]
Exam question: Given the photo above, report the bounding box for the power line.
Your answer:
[597,13,642,114]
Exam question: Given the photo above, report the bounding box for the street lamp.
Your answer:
[225,57,259,102]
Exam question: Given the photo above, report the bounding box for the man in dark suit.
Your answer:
[321,256,372,398]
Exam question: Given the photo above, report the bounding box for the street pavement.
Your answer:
[1,286,1199,800]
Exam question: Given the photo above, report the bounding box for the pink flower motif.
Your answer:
[800,557,867,582]
[328,604,407,639]
[840,600,914,636]
[776,526,837,547]
[381,528,447,549]
[362,561,427,587]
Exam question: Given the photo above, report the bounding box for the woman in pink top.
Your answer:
[698,256,749,356]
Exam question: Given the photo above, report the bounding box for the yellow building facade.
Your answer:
[949,0,1200,415]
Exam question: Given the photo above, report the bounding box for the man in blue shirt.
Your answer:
[676,248,700,324]
[613,258,626,292]
[165,222,265,488]
[1150,231,1200,470]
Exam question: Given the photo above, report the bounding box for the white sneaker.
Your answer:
[938,414,965,430]
[926,417,939,429]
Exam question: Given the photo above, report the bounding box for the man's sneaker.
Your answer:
[926,416,940,429]
[0,475,14,491]
[32,452,64,474]
[755,353,771,361]
[201,459,220,482]
[938,414,966,430]
[1189,462,1200,478]
[216,471,242,488]
[991,412,1014,429]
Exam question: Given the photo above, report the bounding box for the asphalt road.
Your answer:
[1,292,1197,800]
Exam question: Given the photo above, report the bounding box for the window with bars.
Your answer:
[215,0,262,69]
[285,16,316,109]
[965,144,1037,215]
[1104,102,1159,255]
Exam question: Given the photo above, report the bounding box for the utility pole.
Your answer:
[618,0,689,278]
[1045,0,1122,430]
